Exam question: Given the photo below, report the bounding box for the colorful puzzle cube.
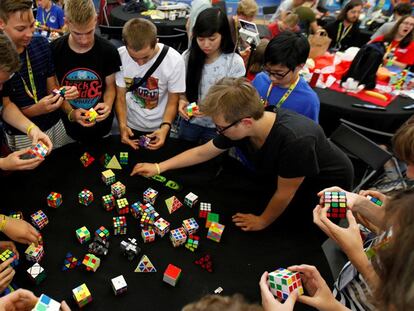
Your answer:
[76,226,91,244]
[165,196,183,214]
[186,102,199,117]
[138,135,151,148]
[139,212,154,229]
[101,153,111,167]
[27,262,46,285]
[120,238,140,260]
[80,152,95,167]
[101,169,115,185]
[268,268,304,300]
[322,191,347,218]
[113,216,127,235]
[95,226,110,243]
[154,217,170,237]
[116,198,129,215]
[111,275,127,295]
[185,234,200,252]
[367,195,383,206]
[47,192,62,208]
[72,283,92,308]
[207,222,225,243]
[82,253,101,272]
[85,107,98,123]
[199,202,211,218]
[31,210,48,230]
[102,194,115,211]
[78,189,94,206]
[169,227,187,247]
[88,238,109,257]
[194,254,213,272]
[25,243,44,263]
[182,217,199,235]
[205,212,219,228]
[28,142,48,159]
[62,252,80,271]
[143,187,158,204]
[135,255,156,272]
[52,86,66,98]
[130,201,145,219]
[119,152,128,165]
[8,211,23,220]
[163,264,182,287]
[184,192,198,208]
[0,249,18,267]
[33,294,60,311]
[141,228,156,243]
[111,181,126,198]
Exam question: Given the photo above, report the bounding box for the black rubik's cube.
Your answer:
[322,191,347,219]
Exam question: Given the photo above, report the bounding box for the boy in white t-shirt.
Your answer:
[115,18,186,150]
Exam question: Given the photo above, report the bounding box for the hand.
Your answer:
[358,190,387,206]
[0,149,43,171]
[130,163,158,177]
[70,108,95,127]
[0,242,18,259]
[178,98,190,120]
[260,271,298,311]
[0,288,38,311]
[94,102,112,122]
[62,86,78,101]
[36,94,64,114]
[232,213,268,231]
[120,125,139,150]
[27,127,53,153]
[317,186,363,211]
[60,300,71,311]
[2,218,40,246]
[146,128,168,150]
[0,258,15,293]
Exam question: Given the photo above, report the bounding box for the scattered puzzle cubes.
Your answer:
[163,264,182,287]
[154,217,170,237]
[120,238,141,260]
[25,243,44,263]
[182,218,199,235]
[101,169,115,185]
[268,268,304,300]
[186,102,199,117]
[116,198,129,215]
[0,249,18,267]
[88,238,109,257]
[82,253,101,272]
[140,212,153,229]
[27,262,46,285]
[199,202,211,218]
[80,152,95,167]
[165,196,183,214]
[367,195,383,206]
[130,201,145,218]
[195,254,213,272]
[28,142,48,159]
[144,188,158,204]
[85,108,98,123]
[76,226,91,244]
[111,275,127,295]
[170,227,187,247]
[95,226,110,243]
[47,192,62,208]
[141,228,156,243]
[62,252,80,271]
[72,283,92,308]
[102,194,115,211]
[79,189,94,206]
[111,181,126,198]
[135,255,156,272]
[113,216,127,235]
[138,135,151,148]
[120,152,128,165]
[184,192,198,208]
[8,211,23,220]
[33,294,60,311]
[31,210,48,230]
[322,191,347,219]
[207,222,225,243]
[185,235,199,252]
[205,212,219,228]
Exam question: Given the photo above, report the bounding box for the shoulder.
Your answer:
[252,72,270,86]
[52,4,64,13]
[31,35,50,47]
[50,34,68,50]
[94,35,119,53]
[164,44,182,59]
[29,36,51,54]
[297,78,318,99]
[276,109,322,138]
[222,53,244,65]
[371,35,384,43]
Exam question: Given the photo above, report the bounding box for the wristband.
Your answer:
[26,123,36,136]
[160,122,171,130]
[0,215,8,232]
[155,163,161,175]
[68,109,75,122]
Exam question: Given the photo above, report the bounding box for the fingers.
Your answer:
[6,288,38,306]
[130,163,145,176]
[121,136,139,150]
[232,213,252,231]
[317,186,343,197]
[346,209,358,227]
[259,271,280,306]
[283,289,299,309]
[60,300,71,311]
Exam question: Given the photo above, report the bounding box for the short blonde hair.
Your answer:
[0,0,32,23]
[65,0,96,25]
[283,11,299,28]
[182,294,262,311]
[201,77,264,123]
[122,18,157,51]
[0,34,20,74]
[237,0,259,19]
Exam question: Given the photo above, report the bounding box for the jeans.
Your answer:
[178,119,217,144]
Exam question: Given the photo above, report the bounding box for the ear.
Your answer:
[0,19,6,30]
[241,117,253,127]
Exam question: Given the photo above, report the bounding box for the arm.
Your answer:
[310,21,319,34]
[95,73,116,122]
[115,86,139,149]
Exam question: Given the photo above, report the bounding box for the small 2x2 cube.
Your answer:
[184,192,198,207]
[111,275,127,295]
[76,226,91,244]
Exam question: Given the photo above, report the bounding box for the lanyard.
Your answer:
[20,50,38,104]
[386,41,398,54]
[336,22,353,47]
[234,16,239,48]
[42,6,52,26]
[263,77,300,108]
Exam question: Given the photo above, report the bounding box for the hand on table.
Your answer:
[0,150,43,171]
[131,163,158,178]
[0,258,15,293]
[146,128,168,150]
[120,125,139,150]
[94,102,112,122]
[260,271,298,311]
[2,218,40,246]
[232,213,268,231]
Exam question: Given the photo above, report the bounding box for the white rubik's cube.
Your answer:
[165,196,183,214]
[33,294,60,311]
[25,243,44,263]
[169,227,187,247]
[143,187,158,204]
[199,202,211,218]
[31,210,49,230]
[268,268,304,301]
[76,226,91,244]
[184,192,198,208]
[111,275,127,295]
[27,262,46,285]
[154,217,170,237]
[182,218,199,235]
[116,198,129,215]
[111,181,126,198]
[78,189,94,206]
[141,228,156,243]
[101,169,116,185]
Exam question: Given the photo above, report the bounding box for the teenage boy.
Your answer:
[252,31,320,122]
[36,0,65,33]
[0,0,78,151]
[51,0,121,142]
[131,77,353,231]
[115,18,185,150]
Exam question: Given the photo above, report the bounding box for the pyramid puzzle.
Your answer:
[62,252,81,271]
[165,196,183,214]
[134,255,156,272]
[106,155,122,170]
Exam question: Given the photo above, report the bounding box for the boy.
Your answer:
[115,18,185,150]
[252,31,320,122]
[131,77,353,231]
[51,0,121,142]
[36,0,65,34]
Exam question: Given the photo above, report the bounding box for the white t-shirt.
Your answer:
[116,43,186,131]
[271,0,293,22]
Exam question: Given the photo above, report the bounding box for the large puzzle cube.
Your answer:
[199,202,211,218]
[111,275,127,295]
[186,102,199,117]
[78,189,94,206]
[25,243,44,263]
[33,294,60,311]
[143,188,158,204]
[95,226,110,243]
[165,196,183,214]
[113,216,127,235]
[31,210,48,230]
[101,169,115,185]
[27,262,46,285]
[62,252,80,271]
[120,238,141,260]
[76,226,91,244]
[72,283,92,308]
[163,264,182,287]
[28,142,48,159]
[111,181,126,198]
[80,152,95,167]
[119,152,128,165]
[141,228,156,243]
[185,234,200,252]
[170,227,187,247]
[268,268,304,300]
[102,194,115,211]
[0,249,18,267]
[207,222,225,243]
[47,192,62,208]
[184,192,198,208]
[130,201,145,219]
[154,217,170,237]
[116,198,129,215]
[205,212,219,228]
[182,218,199,235]
[322,191,347,218]
[85,108,98,123]
[82,253,101,272]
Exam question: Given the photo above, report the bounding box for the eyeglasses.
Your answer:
[264,67,291,80]
[216,118,246,134]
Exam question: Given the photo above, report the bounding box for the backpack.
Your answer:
[341,42,385,89]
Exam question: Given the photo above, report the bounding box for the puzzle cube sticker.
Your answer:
[138,135,151,148]
[72,283,92,308]
[80,152,95,167]
[367,195,383,206]
[31,210,48,230]
[322,191,347,218]
[268,268,304,300]
[85,108,98,123]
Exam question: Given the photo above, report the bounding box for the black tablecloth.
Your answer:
[1,136,332,310]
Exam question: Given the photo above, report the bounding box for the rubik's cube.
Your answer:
[207,222,225,243]
[130,201,145,218]
[47,192,62,208]
[268,268,304,300]
[144,203,160,220]
[138,135,151,148]
[9,211,23,220]
[185,235,200,252]
[367,195,383,206]
[322,191,347,218]
[31,210,48,230]
[72,283,92,308]
[113,216,127,235]
[184,192,198,208]
[95,226,110,243]
[25,243,44,263]
[205,212,219,228]
[82,253,101,272]
[116,198,129,215]
[27,262,46,285]
[120,152,128,165]
[28,142,48,159]
[154,217,170,237]
[165,196,183,214]
[199,202,211,218]
[33,294,60,311]
[52,86,66,98]
[111,181,126,198]
[76,226,91,244]
[88,238,109,257]
[195,254,213,272]
[62,252,80,271]
[163,264,182,287]
[80,152,95,167]
[0,249,18,267]
[102,194,115,211]
[141,228,156,243]
[140,212,154,229]
[186,102,199,117]
[120,238,140,260]
[111,275,127,295]
[169,227,187,247]
[85,108,98,123]
[101,169,115,185]
[143,188,158,204]
[78,189,94,206]
[182,218,199,235]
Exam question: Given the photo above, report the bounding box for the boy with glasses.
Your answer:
[252,31,320,122]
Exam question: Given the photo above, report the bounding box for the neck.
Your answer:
[45,1,53,10]
[68,34,94,53]
[205,50,221,64]
[249,112,275,148]
[395,33,404,41]
[343,20,352,27]
[279,71,299,88]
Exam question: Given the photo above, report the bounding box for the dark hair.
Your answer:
[264,31,309,70]
[384,15,414,49]
[394,3,412,16]
[186,7,235,103]
[337,0,363,22]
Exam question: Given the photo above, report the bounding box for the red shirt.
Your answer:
[372,35,414,66]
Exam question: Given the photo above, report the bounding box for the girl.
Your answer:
[178,7,245,143]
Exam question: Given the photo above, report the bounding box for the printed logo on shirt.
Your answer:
[397,48,408,54]
[125,76,159,109]
[61,68,102,109]
[50,16,56,24]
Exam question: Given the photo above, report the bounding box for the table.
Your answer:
[1,136,332,310]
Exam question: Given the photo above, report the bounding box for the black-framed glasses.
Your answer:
[264,67,291,80]
[215,118,244,134]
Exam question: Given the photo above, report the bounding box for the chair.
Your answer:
[262,5,278,24]
[98,25,124,48]
[157,32,188,54]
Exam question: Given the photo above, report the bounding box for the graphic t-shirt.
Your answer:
[371,35,414,66]
[36,4,64,30]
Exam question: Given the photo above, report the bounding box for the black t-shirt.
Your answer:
[324,20,362,51]
[51,34,121,141]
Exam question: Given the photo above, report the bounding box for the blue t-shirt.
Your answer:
[252,72,320,123]
[36,4,64,29]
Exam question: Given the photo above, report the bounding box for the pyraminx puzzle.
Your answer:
[322,191,347,219]
[62,252,81,271]
[268,268,304,300]
[165,196,183,214]
[135,255,156,272]
[194,254,213,272]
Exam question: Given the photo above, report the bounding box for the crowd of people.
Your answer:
[0,0,413,309]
